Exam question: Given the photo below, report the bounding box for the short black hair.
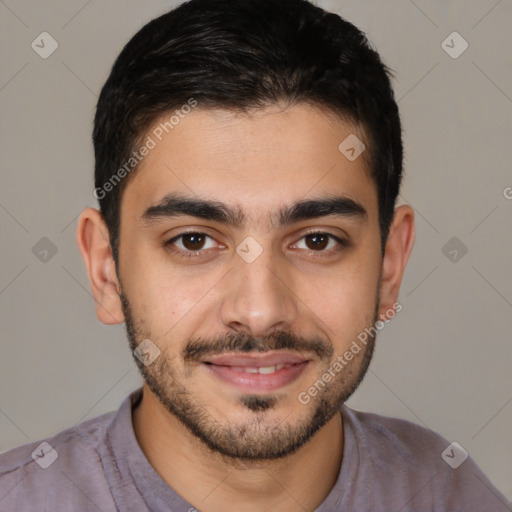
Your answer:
[93,0,402,262]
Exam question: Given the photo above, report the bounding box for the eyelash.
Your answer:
[165,230,349,259]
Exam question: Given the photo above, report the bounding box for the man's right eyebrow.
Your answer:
[140,194,244,226]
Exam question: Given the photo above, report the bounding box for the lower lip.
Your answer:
[204,361,309,393]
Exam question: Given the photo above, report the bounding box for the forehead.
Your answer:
[121,103,378,225]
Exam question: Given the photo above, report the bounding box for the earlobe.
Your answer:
[378,205,415,318]
[76,208,125,325]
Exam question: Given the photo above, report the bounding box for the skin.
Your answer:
[77,103,415,511]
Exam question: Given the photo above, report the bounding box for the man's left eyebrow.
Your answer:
[278,196,367,226]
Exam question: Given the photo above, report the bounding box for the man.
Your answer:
[0,0,509,510]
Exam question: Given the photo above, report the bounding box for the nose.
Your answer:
[219,245,299,338]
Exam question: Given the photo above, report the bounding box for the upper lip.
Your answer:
[202,351,310,367]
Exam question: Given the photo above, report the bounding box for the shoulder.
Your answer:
[0,410,115,471]
[340,405,511,511]
[0,410,117,512]
[343,406,449,464]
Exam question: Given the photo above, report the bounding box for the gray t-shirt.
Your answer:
[1,387,509,511]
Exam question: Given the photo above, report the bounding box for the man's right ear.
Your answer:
[76,208,125,325]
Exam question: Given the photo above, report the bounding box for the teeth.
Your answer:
[258,366,276,374]
[228,363,293,374]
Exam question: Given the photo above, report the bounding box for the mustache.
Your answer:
[182,330,333,362]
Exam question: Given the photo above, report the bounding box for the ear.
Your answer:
[378,205,415,318]
[76,208,125,325]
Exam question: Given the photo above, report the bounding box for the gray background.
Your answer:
[1,0,511,501]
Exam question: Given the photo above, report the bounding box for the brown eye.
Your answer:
[293,232,347,253]
[304,233,330,250]
[182,233,206,250]
[167,232,218,253]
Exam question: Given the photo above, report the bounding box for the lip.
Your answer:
[202,351,311,393]
[203,351,309,367]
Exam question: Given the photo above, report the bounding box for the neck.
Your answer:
[132,384,344,512]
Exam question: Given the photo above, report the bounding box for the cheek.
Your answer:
[301,255,380,345]
[120,254,224,340]
[309,277,377,336]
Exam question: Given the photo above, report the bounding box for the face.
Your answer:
[116,103,383,460]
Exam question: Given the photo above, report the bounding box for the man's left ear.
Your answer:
[378,205,415,317]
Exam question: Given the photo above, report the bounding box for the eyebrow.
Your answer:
[141,193,367,227]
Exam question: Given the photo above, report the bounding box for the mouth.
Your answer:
[201,351,311,393]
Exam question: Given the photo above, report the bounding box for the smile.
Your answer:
[201,351,311,393]
[228,363,294,374]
